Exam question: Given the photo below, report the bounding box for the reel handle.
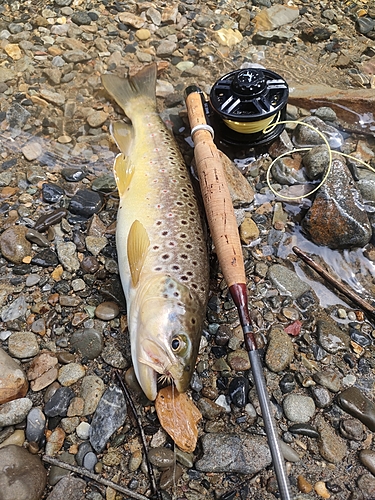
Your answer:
[185,88,246,288]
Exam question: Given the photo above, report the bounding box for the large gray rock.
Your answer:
[0,444,47,500]
[195,433,271,474]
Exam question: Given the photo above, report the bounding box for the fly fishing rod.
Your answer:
[185,86,292,500]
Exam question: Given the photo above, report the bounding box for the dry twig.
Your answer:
[42,455,151,500]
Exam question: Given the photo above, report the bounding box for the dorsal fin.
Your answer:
[111,121,134,157]
[127,220,150,287]
[113,153,134,197]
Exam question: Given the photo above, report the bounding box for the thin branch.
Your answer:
[42,455,151,500]
[293,246,375,321]
[115,370,162,500]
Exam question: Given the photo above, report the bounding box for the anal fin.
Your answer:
[128,220,150,287]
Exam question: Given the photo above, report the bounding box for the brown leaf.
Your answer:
[155,386,202,453]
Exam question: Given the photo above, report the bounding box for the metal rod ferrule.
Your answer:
[249,350,293,500]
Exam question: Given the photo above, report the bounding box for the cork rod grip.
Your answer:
[185,91,246,288]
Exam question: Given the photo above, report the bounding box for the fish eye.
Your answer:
[171,334,188,354]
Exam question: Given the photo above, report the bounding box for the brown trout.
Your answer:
[101,64,209,401]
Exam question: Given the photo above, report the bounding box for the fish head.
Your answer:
[132,276,203,401]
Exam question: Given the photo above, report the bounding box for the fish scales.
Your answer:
[102,64,209,401]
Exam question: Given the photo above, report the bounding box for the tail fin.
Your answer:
[102,64,157,117]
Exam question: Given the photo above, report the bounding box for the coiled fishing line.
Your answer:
[263,119,375,201]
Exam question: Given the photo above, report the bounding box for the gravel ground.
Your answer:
[1,1,375,500]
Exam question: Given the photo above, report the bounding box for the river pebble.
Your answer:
[95,301,120,320]
[283,394,315,423]
[0,445,47,500]
[316,414,347,463]
[359,450,375,476]
[337,387,375,431]
[339,418,364,441]
[0,347,28,404]
[70,328,103,359]
[26,407,46,445]
[1,295,28,322]
[69,189,104,218]
[45,476,86,500]
[89,385,127,453]
[8,332,39,358]
[316,319,350,353]
[45,427,65,456]
[79,375,105,416]
[58,363,85,386]
[0,226,32,264]
[265,325,294,372]
[44,387,75,417]
[148,447,175,468]
[196,433,272,474]
[312,370,341,393]
[0,397,32,426]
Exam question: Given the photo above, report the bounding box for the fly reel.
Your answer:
[209,67,289,148]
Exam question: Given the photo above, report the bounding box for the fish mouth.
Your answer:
[137,349,187,401]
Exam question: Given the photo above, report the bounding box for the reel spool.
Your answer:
[209,67,289,148]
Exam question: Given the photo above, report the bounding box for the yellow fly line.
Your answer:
[223,111,280,135]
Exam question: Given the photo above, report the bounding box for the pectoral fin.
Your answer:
[127,220,150,287]
[113,152,134,197]
[111,121,134,156]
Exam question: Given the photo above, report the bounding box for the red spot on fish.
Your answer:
[284,320,302,336]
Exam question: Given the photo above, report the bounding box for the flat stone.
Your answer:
[79,375,105,416]
[155,386,202,453]
[0,398,32,426]
[56,241,80,272]
[0,226,32,264]
[283,394,315,423]
[337,387,375,431]
[85,235,107,256]
[39,88,65,106]
[313,371,341,392]
[268,264,312,300]
[0,347,28,404]
[26,407,46,445]
[253,5,299,31]
[316,414,347,464]
[289,85,375,135]
[58,363,85,386]
[303,158,371,249]
[1,295,27,322]
[0,445,47,500]
[45,427,65,456]
[70,329,103,360]
[46,476,86,500]
[94,301,120,321]
[87,110,108,128]
[196,433,271,474]
[359,450,375,476]
[148,447,175,468]
[21,141,43,161]
[265,325,294,372]
[240,216,260,245]
[316,319,350,354]
[44,387,75,417]
[89,385,127,453]
[8,332,39,358]
[118,12,145,28]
